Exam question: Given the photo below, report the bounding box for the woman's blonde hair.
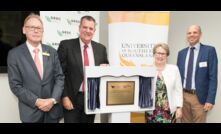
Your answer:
[153,43,170,56]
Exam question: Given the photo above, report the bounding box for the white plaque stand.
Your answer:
[85,66,156,123]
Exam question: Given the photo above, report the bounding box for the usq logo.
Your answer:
[57,30,71,37]
[45,16,61,23]
[66,19,80,25]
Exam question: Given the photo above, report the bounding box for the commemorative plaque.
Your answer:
[106,81,135,105]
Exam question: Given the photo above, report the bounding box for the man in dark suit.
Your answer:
[177,25,218,123]
[7,13,64,123]
[57,15,108,123]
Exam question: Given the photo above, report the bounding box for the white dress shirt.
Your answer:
[79,38,95,92]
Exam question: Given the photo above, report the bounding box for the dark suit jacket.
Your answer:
[177,43,218,104]
[57,38,108,105]
[7,43,64,122]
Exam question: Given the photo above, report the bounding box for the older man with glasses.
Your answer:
[7,13,64,123]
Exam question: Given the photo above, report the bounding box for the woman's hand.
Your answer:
[176,107,182,119]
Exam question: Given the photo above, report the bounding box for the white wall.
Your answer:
[168,11,221,123]
[0,74,20,123]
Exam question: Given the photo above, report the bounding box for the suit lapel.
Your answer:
[196,44,203,74]
[182,48,188,76]
[22,44,42,80]
[91,42,99,66]
[73,39,84,76]
[42,45,49,80]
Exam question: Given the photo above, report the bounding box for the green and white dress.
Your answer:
[146,75,175,123]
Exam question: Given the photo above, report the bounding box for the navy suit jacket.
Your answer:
[177,43,218,104]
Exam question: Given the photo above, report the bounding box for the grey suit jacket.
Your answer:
[7,43,64,122]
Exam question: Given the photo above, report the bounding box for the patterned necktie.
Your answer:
[82,44,89,92]
[185,47,195,89]
[33,48,43,80]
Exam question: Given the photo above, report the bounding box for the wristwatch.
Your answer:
[51,98,57,104]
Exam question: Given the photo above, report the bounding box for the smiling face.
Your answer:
[187,25,201,46]
[23,16,43,47]
[154,46,168,65]
[79,18,95,45]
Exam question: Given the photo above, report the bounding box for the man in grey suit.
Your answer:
[57,15,108,123]
[7,13,64,123]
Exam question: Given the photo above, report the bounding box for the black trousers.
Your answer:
[63,92,95,123]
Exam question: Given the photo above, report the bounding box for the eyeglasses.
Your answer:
[25,26,43,32]
[155,52,167,56]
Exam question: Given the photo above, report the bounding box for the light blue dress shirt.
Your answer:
[184,43,200,90]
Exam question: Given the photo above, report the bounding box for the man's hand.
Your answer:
[99,64,109,66]
[62,97,74,110]
[203,103,213,112]
[35,98,55,112]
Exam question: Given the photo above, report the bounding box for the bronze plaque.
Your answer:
[106,81,135,105]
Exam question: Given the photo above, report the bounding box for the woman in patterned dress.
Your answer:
[146,43,183,123]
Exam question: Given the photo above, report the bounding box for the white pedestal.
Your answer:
[85,67,156,119]
[108,112,130,123]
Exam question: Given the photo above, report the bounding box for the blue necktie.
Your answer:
[186,47,195,90]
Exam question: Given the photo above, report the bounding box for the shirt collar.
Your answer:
[79,38,91,49]
[26,41,42,53]
[189,42,200,51]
